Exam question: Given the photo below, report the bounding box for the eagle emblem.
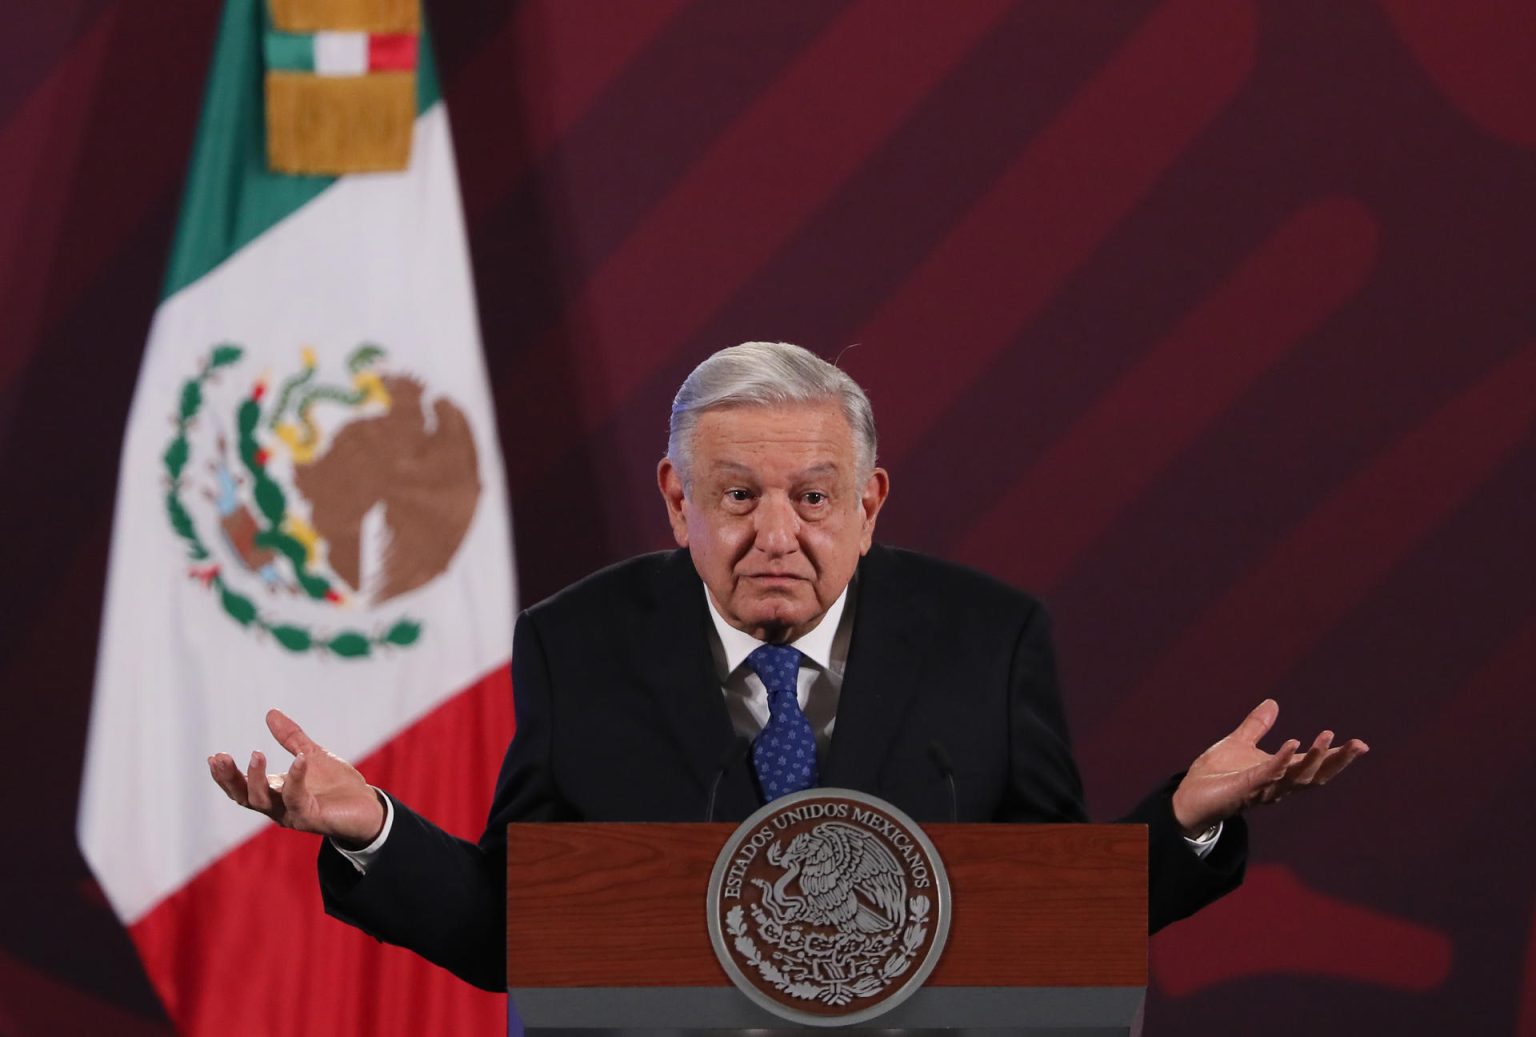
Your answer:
[160,342,480,657]
[755,823,907,934]
[708,789,951,1026]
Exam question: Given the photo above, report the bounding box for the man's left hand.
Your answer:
[1171,698,1368,838]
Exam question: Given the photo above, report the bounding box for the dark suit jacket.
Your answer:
[320,545,1245,991]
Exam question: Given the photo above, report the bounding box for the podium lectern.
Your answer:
[507,822,1146,1035]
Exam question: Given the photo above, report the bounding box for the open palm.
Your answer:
[208,709,385,848]
[1171,699,1368,836]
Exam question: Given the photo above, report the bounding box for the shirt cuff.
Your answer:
[331,789,394,874]
[1183,820,1222,859]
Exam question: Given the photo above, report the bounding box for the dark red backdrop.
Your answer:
[3,1,1534,1033]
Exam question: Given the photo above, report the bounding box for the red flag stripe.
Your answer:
[130,666,514,1036]
[368,33,417,72]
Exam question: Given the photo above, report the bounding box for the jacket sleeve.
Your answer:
[1123,775,1248,933]
[316,610,574,991]
[1005,599,1247,930]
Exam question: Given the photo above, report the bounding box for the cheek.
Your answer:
[805,526,860,570]
[690,515,750,558]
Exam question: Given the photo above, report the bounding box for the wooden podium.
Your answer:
[507,822,1147,1035]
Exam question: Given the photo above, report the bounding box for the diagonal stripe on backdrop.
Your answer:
[1312,613,1536,850]
[1150,863,1452,996]
[510,0,1014,444]
[1081,339,1536,778]
[0,8,119,395]
[0,943,174,1037]
[452,0,691,212]
[856,0,1257,466]
[954,197,1379,591]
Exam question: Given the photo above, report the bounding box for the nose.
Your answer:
[752,493,800,555]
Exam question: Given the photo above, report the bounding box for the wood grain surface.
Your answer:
[505,822,1146,988]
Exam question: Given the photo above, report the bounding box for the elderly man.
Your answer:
[210,342,1366,991]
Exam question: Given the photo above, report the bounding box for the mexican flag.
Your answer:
[78,1,515,1033]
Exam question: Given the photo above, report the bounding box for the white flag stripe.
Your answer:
[80,104,515,924]
[313,32,369,76]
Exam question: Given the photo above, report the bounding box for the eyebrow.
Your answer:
[707,461,843,481]
[794,463,841,481]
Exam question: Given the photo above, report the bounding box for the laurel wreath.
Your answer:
[162,343,422,658]
[725,895,932,1007]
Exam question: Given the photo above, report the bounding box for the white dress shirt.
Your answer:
[704,583,852,757]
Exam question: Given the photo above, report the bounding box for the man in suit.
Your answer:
[210,342,1367,992]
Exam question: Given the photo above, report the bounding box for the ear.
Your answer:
[657,458,690,547]
[857,467,890,554]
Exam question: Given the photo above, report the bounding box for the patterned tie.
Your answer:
[746,643,819,801]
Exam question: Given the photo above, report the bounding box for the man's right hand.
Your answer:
[208,708,385,850]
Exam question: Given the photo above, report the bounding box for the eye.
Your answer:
[801,491,828,506]
[725,488,753,502]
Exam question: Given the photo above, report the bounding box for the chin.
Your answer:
[737,599,815,634]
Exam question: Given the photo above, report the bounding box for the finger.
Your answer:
[1312,738,1370,785]
[1269,738,1301,775]
[208,754,250,807]
[1287,731,1335,785]
[1233,699,1280,747]
[266,708,320,757]
[282,753,310,814]
[1243,739,1300,804]
[245,750,275,813]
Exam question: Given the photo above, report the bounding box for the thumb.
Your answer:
[266,708,319,757]
[1232,698,1280,747]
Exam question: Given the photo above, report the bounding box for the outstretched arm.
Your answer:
[1171,698,1369,837]
[207,708,385,849]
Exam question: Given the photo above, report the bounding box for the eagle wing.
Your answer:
[805,822,907,933]
[793,829,858,929]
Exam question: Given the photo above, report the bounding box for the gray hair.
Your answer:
[667,341,878,490]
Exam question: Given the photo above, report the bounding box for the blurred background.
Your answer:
[3,0,1534,1033]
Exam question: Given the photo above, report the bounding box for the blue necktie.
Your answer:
[746,643,819,801]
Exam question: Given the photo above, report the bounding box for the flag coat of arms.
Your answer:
[78,0,515,1032]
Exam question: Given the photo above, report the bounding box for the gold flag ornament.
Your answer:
[263,0,420,174]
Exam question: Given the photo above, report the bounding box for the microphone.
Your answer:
[705,736,751,822]
[928,741,959,823]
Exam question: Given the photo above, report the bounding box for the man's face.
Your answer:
[657,401,889,643]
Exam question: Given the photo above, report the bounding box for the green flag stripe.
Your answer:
[263,30,315,73]
[161,0,442,300]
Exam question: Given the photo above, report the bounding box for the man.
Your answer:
[210,342,1367,992]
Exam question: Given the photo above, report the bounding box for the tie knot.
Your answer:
[745,643,803,698]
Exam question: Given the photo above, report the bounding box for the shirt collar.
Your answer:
[704,582,851,675]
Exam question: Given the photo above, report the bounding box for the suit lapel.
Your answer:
[637,551,759,819]
[823,546,932,793]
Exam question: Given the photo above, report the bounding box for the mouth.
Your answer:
[741,573,808,585]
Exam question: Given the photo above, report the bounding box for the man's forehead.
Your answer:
[693,402,853,443]
[703,459,844,482]
[688,401,859,480]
